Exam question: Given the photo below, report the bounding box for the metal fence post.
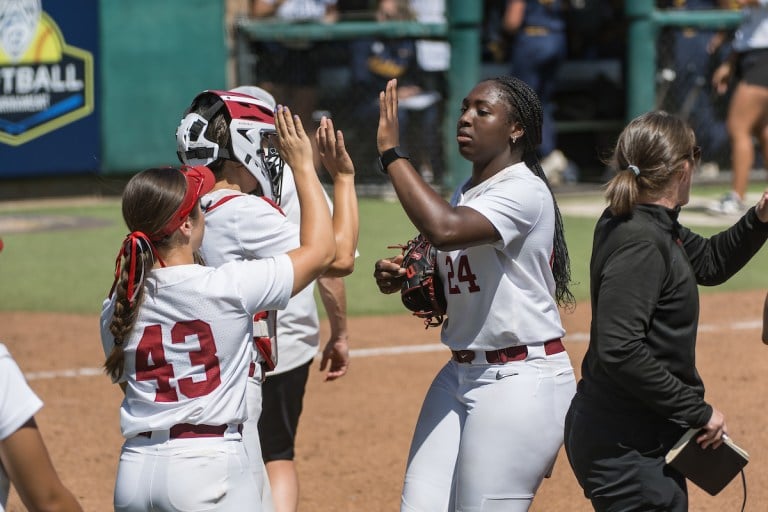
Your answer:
[625,0,657,120]
[444,0,482,191]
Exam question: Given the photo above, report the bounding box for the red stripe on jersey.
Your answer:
[205,194,245,213]
[260,196,285,216]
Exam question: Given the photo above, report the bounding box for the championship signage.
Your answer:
[0,0,98,176]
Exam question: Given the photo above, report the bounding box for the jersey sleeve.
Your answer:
[216,254,294,315]
[462,175,550,249]
[0,345,43,441]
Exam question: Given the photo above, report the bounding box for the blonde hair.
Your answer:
[604,111,696,216]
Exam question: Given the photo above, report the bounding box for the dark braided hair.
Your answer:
[486,76,574,308]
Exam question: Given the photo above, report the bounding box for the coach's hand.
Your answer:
[697,407,727,450]
[754,188,768,223]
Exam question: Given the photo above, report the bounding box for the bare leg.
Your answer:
[265,460,299,512]
[727,82,768,199]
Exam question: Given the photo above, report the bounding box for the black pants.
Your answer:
[564,394,689,511]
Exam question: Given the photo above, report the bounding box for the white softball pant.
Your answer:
[114,429,260,512]
[244,372,276,512]
[401,346,576,512]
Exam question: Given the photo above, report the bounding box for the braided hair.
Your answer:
[104,168,194,380]
[486,75,574,308]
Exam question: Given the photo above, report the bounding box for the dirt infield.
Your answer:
[3,289,768,511]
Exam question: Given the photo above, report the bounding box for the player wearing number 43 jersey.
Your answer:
[99,106,334,512]
[176,87,358,512]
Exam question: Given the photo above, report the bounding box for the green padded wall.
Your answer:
[99,1,227,174]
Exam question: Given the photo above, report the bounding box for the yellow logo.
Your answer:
[0,0,94,146]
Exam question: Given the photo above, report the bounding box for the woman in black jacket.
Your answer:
[564,110,768,511]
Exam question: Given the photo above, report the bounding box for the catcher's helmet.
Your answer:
[176,90,285,203]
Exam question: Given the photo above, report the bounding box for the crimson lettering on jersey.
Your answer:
[445,255,481,294]
[173,320,221,398]
[136,321,221,402]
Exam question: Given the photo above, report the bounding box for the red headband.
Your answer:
[151,165,215,241]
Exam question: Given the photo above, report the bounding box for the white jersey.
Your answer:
[199,181,325,375]
[0,344,44,511]
[440,162,565,350]
[734,7,768,52]
[100,259,293,438]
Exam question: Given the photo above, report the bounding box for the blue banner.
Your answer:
[0,0,99,177]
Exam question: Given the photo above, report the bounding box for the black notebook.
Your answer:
[665,428,749,496]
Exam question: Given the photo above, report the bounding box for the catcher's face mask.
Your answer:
[176,90,286,204]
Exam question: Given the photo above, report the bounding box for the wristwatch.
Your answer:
[377,146,410,175]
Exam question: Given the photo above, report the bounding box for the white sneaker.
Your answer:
[541,149,567,186]
[698,161,720,179]
[707,191,746,216]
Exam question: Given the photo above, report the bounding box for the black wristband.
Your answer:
[377,146,410,175]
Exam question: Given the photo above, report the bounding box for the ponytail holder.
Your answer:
[628,165,640,177]
[108,231,163,306]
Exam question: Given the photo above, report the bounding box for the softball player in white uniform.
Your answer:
[100,252,293,512]
[374,77,576,511]
[0,343,43,509]
[0,344,82,511]
[402,164,575,511]
[101,106,334,512]
[176,88,356,511]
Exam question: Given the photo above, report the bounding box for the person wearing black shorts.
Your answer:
[708,1,768,215]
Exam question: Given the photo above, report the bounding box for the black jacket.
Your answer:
[578,204,768,428]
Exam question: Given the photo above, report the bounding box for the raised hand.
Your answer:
[274,105,314,173]
[316,116,355,179]
[377,78,401,154]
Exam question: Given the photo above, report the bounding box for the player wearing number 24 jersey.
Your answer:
[374,77,575,511]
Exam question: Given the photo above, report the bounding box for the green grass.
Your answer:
[2,188,768,315]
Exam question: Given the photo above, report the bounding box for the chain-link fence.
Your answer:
[234,3,742,188]
[655,15,735,169]
[235,16,450,191]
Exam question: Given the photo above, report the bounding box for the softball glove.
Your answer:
[397,234,446,328]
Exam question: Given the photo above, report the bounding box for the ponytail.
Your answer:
[104,233,156,381]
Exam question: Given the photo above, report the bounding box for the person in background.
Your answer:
[349,0,443,184]
[251,0,339,124]
[503,0,569,186]
[409,0,449,186]
[564,110,768,511]
[0,342,83,512]
[373,75,576,511]
[657,0,731,177]
[708,0,768,215]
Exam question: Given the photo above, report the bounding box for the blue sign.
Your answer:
[0,0,98,177]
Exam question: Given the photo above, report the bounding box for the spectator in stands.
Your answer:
[349,0,443,185]
[503,0,569,186]
[251,0,339,123]
[709,0,768,215]
[409,0,449,185]
[657,0,731,178]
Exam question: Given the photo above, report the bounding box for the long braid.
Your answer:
[103,168,188,380]
[490,76,574,309]
[104,246,153,380]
